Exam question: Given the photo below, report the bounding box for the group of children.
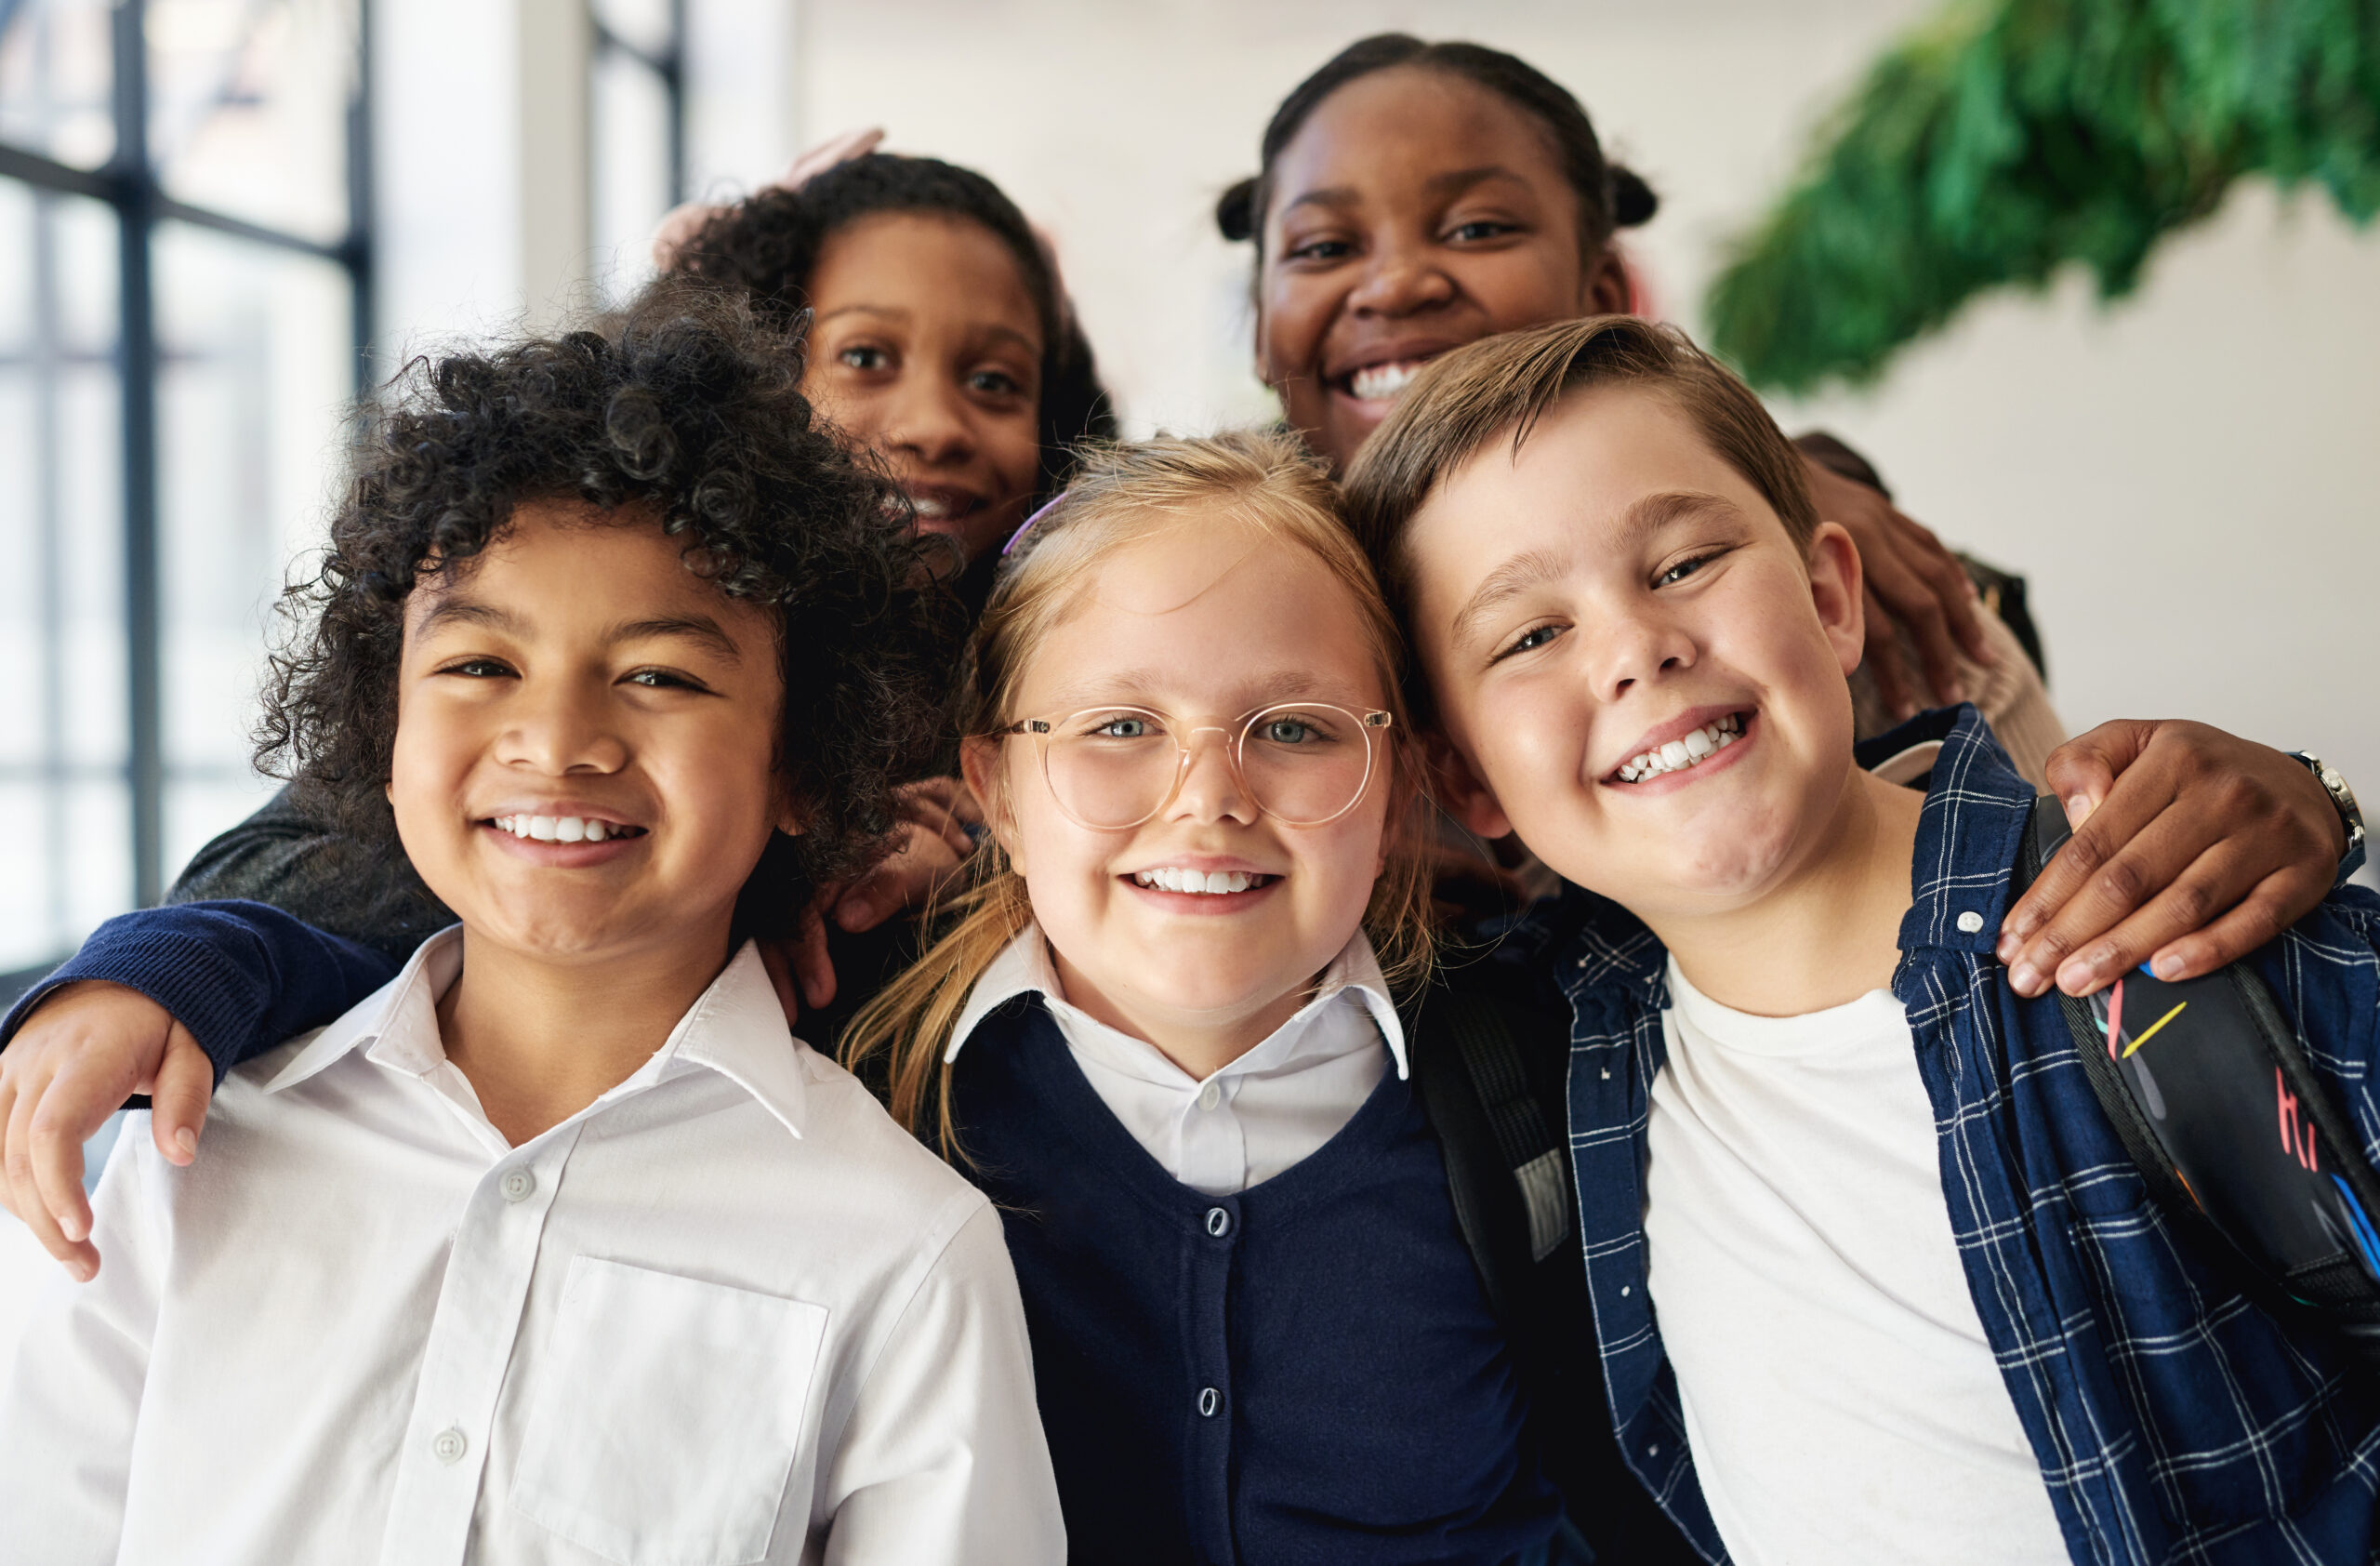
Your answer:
[0,31,2373,1566]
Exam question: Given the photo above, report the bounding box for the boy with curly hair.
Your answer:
[0,280,1063,1564]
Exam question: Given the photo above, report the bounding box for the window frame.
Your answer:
[0,0,375,913]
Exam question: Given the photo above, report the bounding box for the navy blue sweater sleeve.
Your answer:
[0,900,399,1083]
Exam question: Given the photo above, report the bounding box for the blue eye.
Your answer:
[1497,624,1564,662]
[1093,716,1148,739]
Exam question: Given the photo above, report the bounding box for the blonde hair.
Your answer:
[842,428,1438,1148]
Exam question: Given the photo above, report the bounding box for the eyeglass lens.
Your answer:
[1039,705,1376,829]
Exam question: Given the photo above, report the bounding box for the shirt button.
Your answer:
[1197,1387,1222,1418]
[1206,1206,1231,1238]
[499,1168,536,1202]
[1620,1284,1632,1296]
[1956,909,1986,935]
[1197,1082,1222,1112]
[431,1427,468,1465]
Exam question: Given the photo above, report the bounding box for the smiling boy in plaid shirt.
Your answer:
[1343,315,2380,1564]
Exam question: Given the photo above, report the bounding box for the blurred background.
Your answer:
[0,0,2373,1003]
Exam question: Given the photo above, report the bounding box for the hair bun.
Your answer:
[1609,164,1658,228]
[1215,177,1259,243]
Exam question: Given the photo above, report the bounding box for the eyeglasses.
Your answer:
[1001,702,1392,830]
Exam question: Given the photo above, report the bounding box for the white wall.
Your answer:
[781,0,2380,799]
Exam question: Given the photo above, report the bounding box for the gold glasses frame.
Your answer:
[1000,702,1393,830]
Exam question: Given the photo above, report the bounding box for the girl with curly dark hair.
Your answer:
[0,280,1063,1561]
[671,149,1117,614]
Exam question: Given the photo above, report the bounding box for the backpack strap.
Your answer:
[1408,982,1709,1564]
[2016,796,2380,1363]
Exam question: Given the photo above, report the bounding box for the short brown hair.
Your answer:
[1342,316,1819,640]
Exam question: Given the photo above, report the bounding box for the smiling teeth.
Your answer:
[1615,714,1744,783]
[1349,360,1425,402]
[493,815,615,843]
[1133,868,1267,895]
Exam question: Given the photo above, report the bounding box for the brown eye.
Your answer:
[839,345,892,371]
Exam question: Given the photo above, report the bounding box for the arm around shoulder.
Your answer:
[818,1198,1062,1564]
[2,900,399,1082]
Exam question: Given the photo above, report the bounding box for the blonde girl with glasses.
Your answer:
[843,431,1595,1566]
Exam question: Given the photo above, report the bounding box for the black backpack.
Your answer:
[2013,795,2380,1366]
[1407,977,1706,1565]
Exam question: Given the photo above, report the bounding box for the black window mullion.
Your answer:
[112,0,164,909]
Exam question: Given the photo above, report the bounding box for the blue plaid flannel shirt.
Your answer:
[1516,705,2380,1564]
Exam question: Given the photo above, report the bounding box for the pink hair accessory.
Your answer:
[1002,493,1069,557]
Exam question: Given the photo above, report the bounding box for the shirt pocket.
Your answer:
[511,1255,831,1566]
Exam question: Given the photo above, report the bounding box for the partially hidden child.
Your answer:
[1342,315,2380,1564]
[0,283,1063,1564]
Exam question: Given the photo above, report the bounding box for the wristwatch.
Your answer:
[2290,751,2367,862]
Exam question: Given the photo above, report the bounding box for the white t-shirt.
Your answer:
[1643,956,2069,1566]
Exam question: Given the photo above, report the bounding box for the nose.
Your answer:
[1166,727,1261,826]
[879,372,978,471]
[1591,604,1701,705]
[1346,235,1456,319]
[497,675,628,777]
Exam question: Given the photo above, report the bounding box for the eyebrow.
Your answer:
[413,597,744,665]
[1446,490,1742,648]
[1034,669,1362,715]
[816,304,1041,360]
[1279,166,1529,220]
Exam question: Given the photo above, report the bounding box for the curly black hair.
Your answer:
[256,276,966,937]
[671,152,1117,503]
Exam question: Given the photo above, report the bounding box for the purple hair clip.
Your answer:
[1001,492,1069,556]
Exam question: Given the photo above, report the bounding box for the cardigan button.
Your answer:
[1197,1387,1222,1418]
[1206,1206,1231,1238]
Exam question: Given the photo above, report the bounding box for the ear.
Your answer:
[1805,520,1867,677]
[1425,730,1514,841]
[959,736,1025,873]
[1580,247,1632,316]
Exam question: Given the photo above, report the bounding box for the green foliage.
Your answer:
[1705,0,2380,392]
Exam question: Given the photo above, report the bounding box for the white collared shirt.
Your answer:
[947,926,1407,1195]
[0,930,1062,1566]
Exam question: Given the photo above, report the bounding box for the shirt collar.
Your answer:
[262,929,809,1139]
[1878,702,2036,956]
[945,922,1409,1081]
[1552,702,2031,1000]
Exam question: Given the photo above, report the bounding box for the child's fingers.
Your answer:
[2040,835,2259,994]
[2036,720,2153,841]
[148,1024,211,1167]
[756,936,804,1029]
[1858,589,1920,722]
[2143,869,2321,986]
[836,825,968,932]
[5,1068,98,1280]
[789,907,838,1013]
[774,126,884,190]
